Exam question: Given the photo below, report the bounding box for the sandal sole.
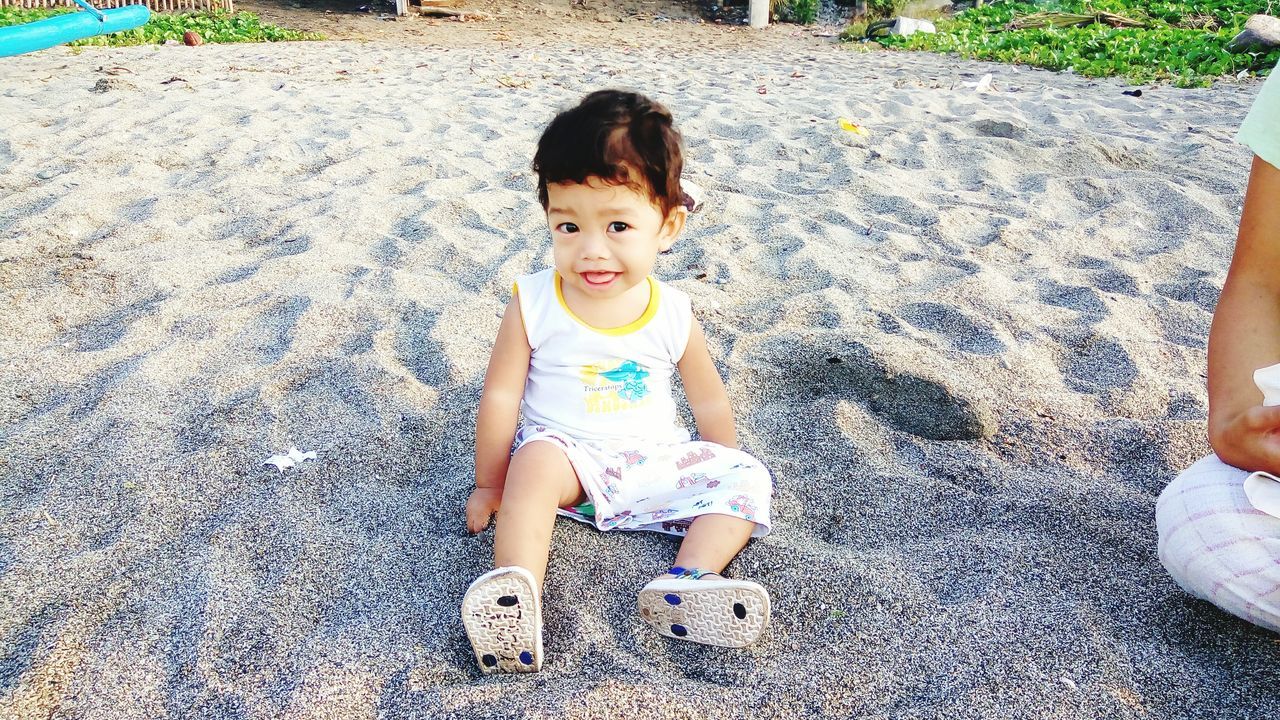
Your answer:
[461,567,543,673]
[638,578,770,647]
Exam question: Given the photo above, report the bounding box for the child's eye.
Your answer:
[556,222,579,233]
[608,222,630,233]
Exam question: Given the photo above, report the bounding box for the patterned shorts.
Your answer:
[513,425,774,538]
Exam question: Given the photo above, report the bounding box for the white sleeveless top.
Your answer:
[514,268,693,445]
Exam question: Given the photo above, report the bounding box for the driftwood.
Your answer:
[1005,11,1147,31]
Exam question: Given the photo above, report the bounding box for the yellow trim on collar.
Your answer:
[554,272,659,336]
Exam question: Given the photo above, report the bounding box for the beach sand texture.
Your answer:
[2,38,1278,718]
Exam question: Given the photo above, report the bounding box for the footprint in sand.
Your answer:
[1069,255,1140,297]
[1154,299,1212,350]
[371,235,404,266]
[1091,269,1141,297]
[259,230,312,260]
[1,195,57,234]
[1167,391,1205,421]
[1054,330,1137,396]
[394,303,452,387]
[1153,268,1221,313]
[175,389,263,453]
[1037,279,1107,316]
[66,293,167,352]
[211,264,259,285]
[67,354,146,420]
[898,302,1006,356]
[241,295,310,365]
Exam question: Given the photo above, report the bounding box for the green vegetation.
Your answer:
[0,6,320,46]
[774,0,819,24]
[845,0,1280,87]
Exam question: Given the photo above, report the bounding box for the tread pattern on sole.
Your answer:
[637,580,770,648]
[462,568,542,674]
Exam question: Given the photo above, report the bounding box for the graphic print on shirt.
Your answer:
[580,359,652,415]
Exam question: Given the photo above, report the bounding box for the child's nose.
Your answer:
[580,232,610,259]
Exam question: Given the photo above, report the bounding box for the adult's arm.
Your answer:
[1207,156,1280,472]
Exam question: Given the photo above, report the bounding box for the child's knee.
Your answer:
[507,440,583,503]
[510,439,580,485]
[513,439,570,466]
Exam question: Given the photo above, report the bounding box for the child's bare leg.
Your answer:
[463,442,580,674]
[666,513,755,577]
[493,441,585,586]
[638,513,768,647]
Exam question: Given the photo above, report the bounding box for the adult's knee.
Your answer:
[1156,455,1280,631]
[1156,456,1239,593]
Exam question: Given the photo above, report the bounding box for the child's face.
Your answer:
[545,176,686,301]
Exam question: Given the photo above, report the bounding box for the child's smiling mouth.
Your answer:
[582,271,619,288]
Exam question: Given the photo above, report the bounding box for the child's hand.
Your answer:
[1212,404,1280,474]
[465,487,502,534]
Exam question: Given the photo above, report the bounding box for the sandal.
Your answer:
[461,566,543,673]
[637,566,770,647]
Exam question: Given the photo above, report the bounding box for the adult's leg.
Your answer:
[1156,453,1280,633]
[494,440,586,586]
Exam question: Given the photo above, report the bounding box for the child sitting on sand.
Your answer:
[1156,71,1280,631]
[461,89,774,673]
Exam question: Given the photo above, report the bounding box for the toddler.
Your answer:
[461,89,774,673]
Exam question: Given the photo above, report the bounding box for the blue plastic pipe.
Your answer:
[0,5,150,58]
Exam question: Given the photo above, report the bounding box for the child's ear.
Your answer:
[658,205,688,252]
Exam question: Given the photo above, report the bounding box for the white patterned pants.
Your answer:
[1156,454,1280,633]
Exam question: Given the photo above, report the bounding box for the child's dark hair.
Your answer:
[533,89,684,217]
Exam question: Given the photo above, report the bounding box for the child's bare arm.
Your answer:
[677,319,738,448]
[1207,156,1280,472]
[467,297,531,533]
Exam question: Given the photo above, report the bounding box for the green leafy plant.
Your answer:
[774,0,819,24]
[867,0,902,16]
[0,7,321,45]
[844,0,1280,86]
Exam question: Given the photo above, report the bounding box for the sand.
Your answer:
[2,28,1279,719]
